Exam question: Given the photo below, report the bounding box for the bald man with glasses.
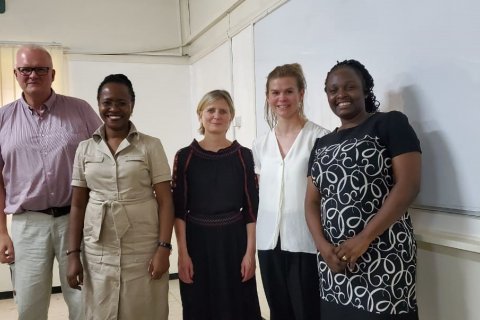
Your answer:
[0,45,102,320]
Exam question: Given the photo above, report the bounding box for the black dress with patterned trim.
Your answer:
[172,139,261,320]
[308,111,421,320]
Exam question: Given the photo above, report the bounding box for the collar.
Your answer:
[20,90,56,113]
[92,121,138,142]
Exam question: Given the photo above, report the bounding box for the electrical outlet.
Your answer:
[234,116,242,127]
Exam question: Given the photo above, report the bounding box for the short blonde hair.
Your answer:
[196,90,235,135]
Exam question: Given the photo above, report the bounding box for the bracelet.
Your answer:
[157,241,172,251]
[66,249,81,256]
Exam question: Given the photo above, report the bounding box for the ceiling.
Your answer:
[0,0,183,55]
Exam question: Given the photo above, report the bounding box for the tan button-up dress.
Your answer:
[72,124,171,320]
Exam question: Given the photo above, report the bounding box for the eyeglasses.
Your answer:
[16,67,50,76]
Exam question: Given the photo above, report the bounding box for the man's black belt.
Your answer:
[36,206,71,217]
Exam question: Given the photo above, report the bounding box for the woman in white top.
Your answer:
[253,63,329,320]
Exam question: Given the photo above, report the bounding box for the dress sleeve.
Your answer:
[239,148,259,224]
[71,141,88,188]
[147,137,172,185]
[171,148,190,220]
[382,111,421,157]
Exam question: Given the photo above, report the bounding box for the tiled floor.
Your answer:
[0,274,270,319]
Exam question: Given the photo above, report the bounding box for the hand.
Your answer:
[335,233,371,267]
[319,242,347,273]
[148,247,170,280]
[177,252,194,284]
[66,255,83,290]
[240,252,256,282]
[0,233,15,264]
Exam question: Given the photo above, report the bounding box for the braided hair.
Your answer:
[324,60,380,113]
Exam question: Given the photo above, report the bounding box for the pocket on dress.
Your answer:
[119,155,149,179]
[123,155,145,162]
[84,155,104,164]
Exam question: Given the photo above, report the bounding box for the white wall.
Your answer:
[231,26,256,146]
[253,0,480,213]
[252,1,480,319]
[189,41,233,140]
[66,55,192,163]
[189,26,257,147]
[185,0,287,59]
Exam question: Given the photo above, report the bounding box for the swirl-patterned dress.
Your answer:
[308,111,421,319]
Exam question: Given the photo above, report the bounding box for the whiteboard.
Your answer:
[253,0,480,214]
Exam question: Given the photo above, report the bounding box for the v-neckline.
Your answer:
[274,121,308,160]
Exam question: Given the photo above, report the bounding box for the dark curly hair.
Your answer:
[97,74,135,105]
[324,59,379,113]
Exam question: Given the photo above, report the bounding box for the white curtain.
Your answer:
[0,45,65,106]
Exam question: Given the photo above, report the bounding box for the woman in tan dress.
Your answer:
[66,74,174,319]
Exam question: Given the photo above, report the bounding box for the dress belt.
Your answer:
[35,206,71,218]
[187,210,243,227]
[88,195,154,242]
[88,199,131,242]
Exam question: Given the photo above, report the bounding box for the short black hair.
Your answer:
[325,59,380,113]
[97,74,135,104]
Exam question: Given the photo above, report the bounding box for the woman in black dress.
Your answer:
[305,60,421,320]
[172,90,262,320]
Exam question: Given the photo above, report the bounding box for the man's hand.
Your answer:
[0,232,15,264]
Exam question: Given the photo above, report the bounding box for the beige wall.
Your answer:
[410,209,480,320]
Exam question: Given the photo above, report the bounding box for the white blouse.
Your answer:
[253,121,330,253]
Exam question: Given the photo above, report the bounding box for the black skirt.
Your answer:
[180,213,262,320]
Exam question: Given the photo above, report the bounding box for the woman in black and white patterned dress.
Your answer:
[305,59,421,320]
